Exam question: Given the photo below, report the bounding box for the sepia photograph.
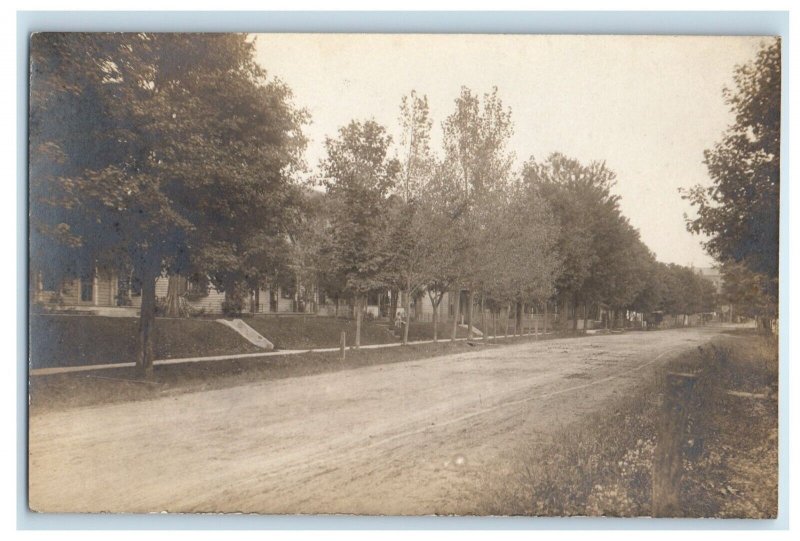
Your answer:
[27,31,780,517]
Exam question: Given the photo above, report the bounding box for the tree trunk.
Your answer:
[481,293,487,341]
[137,260,159,379]
[390,288,399,324]
[165,273,185,318]
[431,294,439,343]
[543,300,548,335]
[402,282,412,346]
[253,287,260,315]
[466,289,474,339]
[572,296,579,333]
[522,303,527,335]
[432,302,439,342]
[355,295,363,349]
[515,301,522,336]
[505,303,510,338]
[583,303,589,333]
[451,289,460,342]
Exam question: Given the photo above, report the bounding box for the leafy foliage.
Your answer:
[30,33,308,372]
[319,120,400,295]
[683,39,780,308]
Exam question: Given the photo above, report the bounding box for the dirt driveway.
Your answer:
[29,327,727,515]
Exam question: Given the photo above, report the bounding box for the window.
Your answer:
[117,273,142,298]
[187,274,209,297]
[80,274,94,302]
[130,276,142,296]
[367,291,380,306]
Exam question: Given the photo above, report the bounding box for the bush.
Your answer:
[221,298,244,316]
[154,297,167,316]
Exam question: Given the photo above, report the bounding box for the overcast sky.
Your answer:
[254,34,765,268]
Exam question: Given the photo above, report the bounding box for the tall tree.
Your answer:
[504,178,562,332]
[387,91,452,344]
[523,154,619,331]
[30,33,307,376]
[683,39,780,311]
[319,120,400,347]
[419,159,472,342]
[442,86,515,337]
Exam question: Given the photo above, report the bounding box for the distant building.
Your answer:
[693,266,724,294]
[693,266,738,322]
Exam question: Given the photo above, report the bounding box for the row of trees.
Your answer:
[307,88,719,347]
[30,33,726,377]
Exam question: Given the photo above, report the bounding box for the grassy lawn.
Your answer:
[231,315,473,349]
[29,331,565,413]
[29,315,263,369]
[474,329,778,517]
[29,313,505,369]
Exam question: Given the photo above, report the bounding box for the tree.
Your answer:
[629,254,664,317]
[30,33,307,376]
[475,178,560,336]
[388,91,437,345]
[319,120,400,347]
[523,154,620,331]
[719,261,775,327]
[442,86,515,338]
[683,39,780,313]
[509,180,562,332]
[418,159,472,342]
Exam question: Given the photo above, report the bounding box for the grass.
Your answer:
[473,330,778,517]
[30,340,479,412]
[29,315,263,369]
[29,329,570,413]
[29,314,478,369]
[240,315,472,349]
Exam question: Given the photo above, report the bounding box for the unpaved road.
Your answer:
[29,327,728,514]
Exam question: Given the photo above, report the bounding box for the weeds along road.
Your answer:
[29,326,729,514]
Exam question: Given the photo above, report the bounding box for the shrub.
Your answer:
[221,298,244,316]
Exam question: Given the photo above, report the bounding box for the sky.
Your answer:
[254,34,766,268]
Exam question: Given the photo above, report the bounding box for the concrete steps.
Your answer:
[216,319,274,350]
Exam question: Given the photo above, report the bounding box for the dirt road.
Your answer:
[29,327,727,514]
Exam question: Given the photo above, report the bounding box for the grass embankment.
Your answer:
[475,330,778,518]
[29,315,263,369]
[29,329,566,413]
[29,314,476,369]
[239,315,471,349]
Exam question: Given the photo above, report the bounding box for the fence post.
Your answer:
[340,331,346,361]
[652,371,697,517]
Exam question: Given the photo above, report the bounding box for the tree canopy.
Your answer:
[31,37,736,372]
[683,39,780,309]
[30,33,308,374]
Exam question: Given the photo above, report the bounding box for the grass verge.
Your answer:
[474,330,778,518]
[237,315,472,349]
[29,315,263,369]
[29,314,480,368]
[29,330,566,413]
